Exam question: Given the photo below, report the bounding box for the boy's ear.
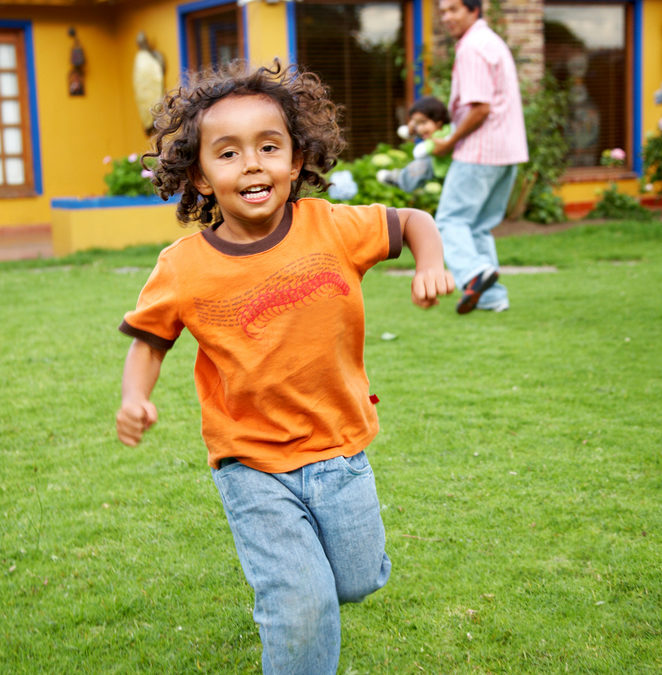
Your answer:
[291,150,304,181]
[189,165,214,196]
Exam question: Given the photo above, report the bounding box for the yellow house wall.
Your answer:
[1,7,125,227]
[113,0,182,153]
[1,1,181,230]
[557,177,640,208]
[245,2,289,67]
[642,0,662,140]
[50,202,192,257]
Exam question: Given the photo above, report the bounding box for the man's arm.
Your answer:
[431,102,490,156]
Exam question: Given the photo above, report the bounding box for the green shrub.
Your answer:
[103,154,156,197]
[506,74,569,221]
[319,143,443,214]
[588,183,653,221]
[641,128,662,194]
[525,183,567,224]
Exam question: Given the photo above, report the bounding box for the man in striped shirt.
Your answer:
[433,0,528,314]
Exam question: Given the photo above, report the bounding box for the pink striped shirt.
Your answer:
[449,19,528,165]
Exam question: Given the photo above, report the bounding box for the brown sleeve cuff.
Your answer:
[118,320,176,351]
[385,207,403,259]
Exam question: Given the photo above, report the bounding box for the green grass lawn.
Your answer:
[1,220,660,673]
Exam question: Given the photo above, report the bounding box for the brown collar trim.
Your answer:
[202,202,293,256]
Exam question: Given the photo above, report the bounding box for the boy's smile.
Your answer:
[410,111,441,140]
[194,94,303,244]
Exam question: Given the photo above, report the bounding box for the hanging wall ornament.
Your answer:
[68,27,86,96]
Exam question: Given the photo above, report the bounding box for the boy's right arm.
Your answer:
[116,338,167,446]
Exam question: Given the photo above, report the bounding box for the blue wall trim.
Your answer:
[242,5,249,61]
[51,195,179,209]
[413,0,424,100]
[286,1,297,65]
[632,0,643,175]
[1,20,42,195]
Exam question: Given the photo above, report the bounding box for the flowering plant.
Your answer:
[102,153,156,196]
[319,143,443,215]
[641,127,662,196]
[600,148,626,168]
[327,170,359,200]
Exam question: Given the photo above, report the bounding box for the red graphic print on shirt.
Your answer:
[193,253,350,338]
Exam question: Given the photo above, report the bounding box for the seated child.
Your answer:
[378,96,452,192]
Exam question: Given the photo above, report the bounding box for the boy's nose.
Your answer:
[243,150,262,173]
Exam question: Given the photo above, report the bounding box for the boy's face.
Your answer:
[410,111,442,140]
[194,94,303,242]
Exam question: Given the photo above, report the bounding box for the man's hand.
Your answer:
[430,137,455,157]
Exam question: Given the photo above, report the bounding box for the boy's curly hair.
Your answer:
[144,59,345,227]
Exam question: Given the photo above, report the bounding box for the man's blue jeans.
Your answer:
[211,452,391,675]
[435,160,518,308]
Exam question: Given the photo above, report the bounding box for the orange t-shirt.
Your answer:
[120,198,402,472]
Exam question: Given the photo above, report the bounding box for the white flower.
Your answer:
[328,170,358,200]
[370,153,392,168]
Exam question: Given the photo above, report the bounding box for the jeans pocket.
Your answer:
[339,450,372,476]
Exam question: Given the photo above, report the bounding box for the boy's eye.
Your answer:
[262,144,278,153]
[221,150,236,159]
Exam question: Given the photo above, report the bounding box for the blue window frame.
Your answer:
[0,20,42,197]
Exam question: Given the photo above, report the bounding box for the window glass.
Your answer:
[1,99,20,125]
[3,127,22,154]
[544,3,626,168]
[1,29,35,196]
[296,1,406,158]
[0,44,16,69]
[5,157,24,185]
[0,72,18,97]
[188,6,241,70]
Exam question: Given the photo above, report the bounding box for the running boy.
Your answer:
[378,96,452,192]
[116,60,454,675]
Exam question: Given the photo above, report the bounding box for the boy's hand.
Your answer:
[116,399,158,446]
[411,267,455,308]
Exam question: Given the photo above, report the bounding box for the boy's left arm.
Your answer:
[397,208,455,308]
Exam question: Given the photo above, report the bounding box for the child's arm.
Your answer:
[116,338,167,446]
[397,208,455,308]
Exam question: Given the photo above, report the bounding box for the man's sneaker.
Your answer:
[456,266,499,315]
[478,298,509,312]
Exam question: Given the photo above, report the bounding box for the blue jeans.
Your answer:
[398,156,435,192]
[211,452,391,675]
[435,160,518,308]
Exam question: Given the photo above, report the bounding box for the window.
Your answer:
[185,4,243,71]
[544,3,628,169]
[0,28,36,197]
[295,1,409,158]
